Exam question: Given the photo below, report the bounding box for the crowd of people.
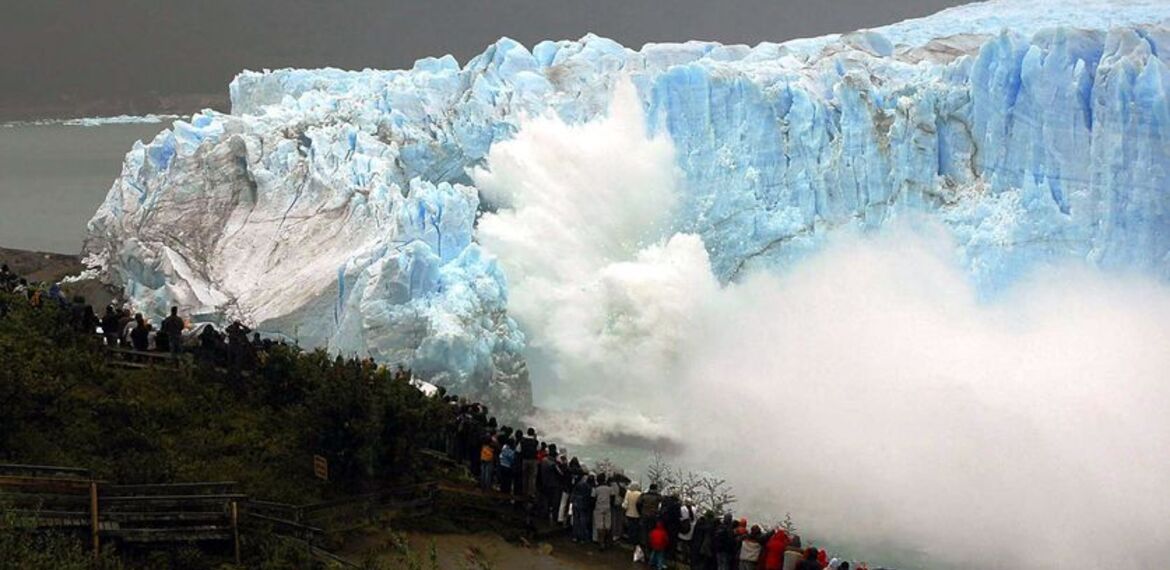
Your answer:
[1,263,106,333]
[4,261,889,570]
[443,401,889,570]
[1,263,286,370]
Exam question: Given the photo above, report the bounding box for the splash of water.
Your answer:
[476,78,718,411]
[474,81,1170,569]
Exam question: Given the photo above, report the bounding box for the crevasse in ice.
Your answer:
[85,0,1170,413]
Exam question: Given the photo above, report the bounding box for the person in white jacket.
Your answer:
[621,482,643,546]
[677,496,696,563]
[591,473,619,550]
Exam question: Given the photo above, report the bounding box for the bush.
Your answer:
[0,290,449,502]
[0,511,123,570]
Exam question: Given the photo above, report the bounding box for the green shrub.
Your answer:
[0,290,449,501]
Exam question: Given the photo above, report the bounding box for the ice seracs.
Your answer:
[85,0,1170,413]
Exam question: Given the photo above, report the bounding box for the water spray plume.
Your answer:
[477,80,1170,569]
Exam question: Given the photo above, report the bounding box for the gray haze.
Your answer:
[0,0,967,119]
[0,123,165,253]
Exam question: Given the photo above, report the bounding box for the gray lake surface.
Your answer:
[0,122,166,254]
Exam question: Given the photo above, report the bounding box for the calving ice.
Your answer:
[85,0,1170,420]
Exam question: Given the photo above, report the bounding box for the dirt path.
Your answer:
[344,527,641,569]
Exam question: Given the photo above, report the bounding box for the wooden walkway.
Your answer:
[103,346,190,379]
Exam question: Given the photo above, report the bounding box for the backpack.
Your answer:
[499,446,516,468]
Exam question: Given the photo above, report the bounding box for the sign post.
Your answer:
[90,480,99,559]
[313,455,328,481]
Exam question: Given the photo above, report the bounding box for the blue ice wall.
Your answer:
[86,0,1170,411]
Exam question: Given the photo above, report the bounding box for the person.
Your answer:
[648,521,670,570]
[155,323,171,352]
[161,306,185,355]
[47,283,66,307]
[130,313,151,351]
[738,525,763,570]
[827,558,840,570]
[226,320,250,341]
[567,456,585,485]
[714,513,737,570]
[591,473,617,550]
[693,511,716,570]
[119,310,135,346]
[479,435,496,491]
[498,437,516,496]
[198,324,223,359]
[763,529,790,570]
[570,473,593,543]
[610,472,630,540]
[783,536,804,570]
[677,496,696,564]
[837,563,850,570]
[80,305,99,336]
[556,453,572,525]
[466,411,485,478]
[101,306,120,346]
[817,549,829,569]
[0,264,15,291]
[28,283,42,308]
[520,428,539,499]
[796,548,822,570]
[637,483,662,549]
[621,481,643,545]
[225,320,252,370]
[537,448,562,521]
[661,488,682,559]
[453,406,472,463]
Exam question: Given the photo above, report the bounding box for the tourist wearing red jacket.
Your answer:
[762,529,790,570]
[648,521,670,570]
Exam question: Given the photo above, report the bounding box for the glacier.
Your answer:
[84,0,1170,415]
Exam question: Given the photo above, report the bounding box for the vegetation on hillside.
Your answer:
[0,290,454,567]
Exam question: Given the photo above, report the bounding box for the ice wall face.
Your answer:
[85,110,529,415]
[647,23,1170,287]
[85,0,1170,414]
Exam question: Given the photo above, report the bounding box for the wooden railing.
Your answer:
[0,465,242,563]
[103,346,185,372]
[1,463,439,564]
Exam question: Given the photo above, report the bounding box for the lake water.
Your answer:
[0,122,166,254]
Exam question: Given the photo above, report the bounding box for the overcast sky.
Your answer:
[0,0,968,117]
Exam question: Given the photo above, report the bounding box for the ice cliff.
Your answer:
[85,0,1170,414]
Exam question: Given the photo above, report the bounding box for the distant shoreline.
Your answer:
[1,114,182,128]
[0,92,228,123]
[0,246,83,284]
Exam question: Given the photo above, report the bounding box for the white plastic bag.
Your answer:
[634,545,645,563]
[558,492,569,523]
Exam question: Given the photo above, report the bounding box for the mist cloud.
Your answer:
[474,82,1170,569]
[676,233,1170,568]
